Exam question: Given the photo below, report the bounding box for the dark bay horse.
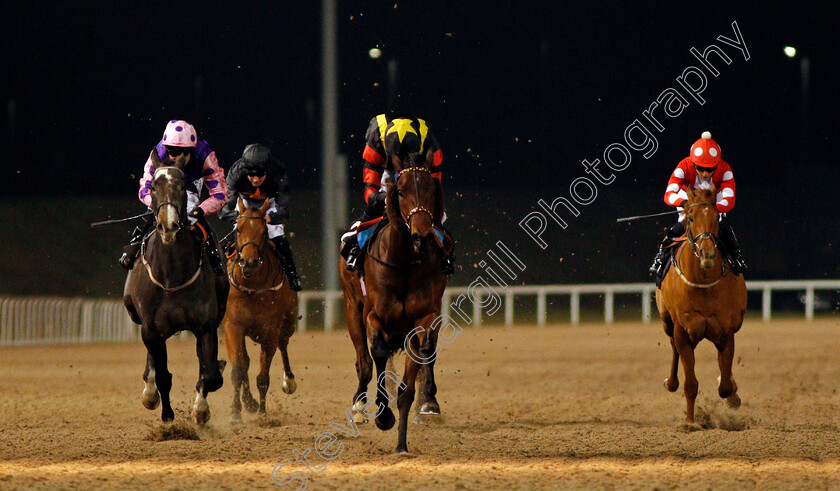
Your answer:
[222,197,298,423]
[123,152,229,424]
[339,149,447,454]
[656,186,747,425]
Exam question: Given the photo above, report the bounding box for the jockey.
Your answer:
[341,113,454,274]
[219,143,302,291]
[649,131,748,279]
[118,120,228,275]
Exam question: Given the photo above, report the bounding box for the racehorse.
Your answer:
[123,151,229,424]
[222,197,298,423]
[339,149,447,454]
[655,186,747,425]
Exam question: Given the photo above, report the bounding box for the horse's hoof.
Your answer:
[726,393,741,409]
[230,412,243,424]
[194,409,210,425]
[142,390,161,410]
[352,411,367,424]
[395,446,410,455]
[664,378,679,392]
[282,377,297,395]
[681,421,703,432]
[242,395,259,413]
[419,402,440,415]
[375,407,396,431]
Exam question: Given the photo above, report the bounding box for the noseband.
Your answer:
[684,201,718,259]
[395,166,433,225]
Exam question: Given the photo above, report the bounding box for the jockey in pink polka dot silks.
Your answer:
[118,120,229,275]
[648,131,747,281]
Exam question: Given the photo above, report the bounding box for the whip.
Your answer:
[90,211,153,229]
[615,210,679,223]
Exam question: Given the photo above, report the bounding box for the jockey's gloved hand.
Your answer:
[369,191,387,207]
[189,207,204,225]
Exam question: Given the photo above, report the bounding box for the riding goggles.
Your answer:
[694,164,717,174]
[245,169,266,177]
[165,146,190,157]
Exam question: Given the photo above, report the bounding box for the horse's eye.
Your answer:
[398,190,404,197]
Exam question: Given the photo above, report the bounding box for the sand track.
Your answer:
[2,318,840,489]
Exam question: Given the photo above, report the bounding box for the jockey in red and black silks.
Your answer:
[119,120,228,275]
[649,131,748,281]
[219,144,302,291]
[342,114,453,275]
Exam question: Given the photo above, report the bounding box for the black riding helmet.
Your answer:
[241,143,273,175]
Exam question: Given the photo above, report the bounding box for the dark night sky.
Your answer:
[3,2,838,197]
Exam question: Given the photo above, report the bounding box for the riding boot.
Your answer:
[197,221,226,276]
[344,237,360,272]
[271,236,302,291]
[118,215,154,270]
[719,219,748,275]
[648,222,684,278]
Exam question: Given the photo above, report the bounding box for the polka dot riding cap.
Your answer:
[689,131,721,167]
[162,120,197,147]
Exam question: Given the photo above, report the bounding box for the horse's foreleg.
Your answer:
[369,324,395,431]
[141,352,161,410]
[664,334,680,392]
[224,321,249,423]
[674,326,698,424]
[193,325,225,425]
[418,319,441,415]
[278,333,296,395]
[717,333,740,409]
[348,305,372,424]
[142,328,173,422]
[256,342,277,415]
[396,332,424,454]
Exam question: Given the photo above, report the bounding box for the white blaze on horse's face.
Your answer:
[153,167,184,246]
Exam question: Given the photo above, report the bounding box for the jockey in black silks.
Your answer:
[219,144,302,292]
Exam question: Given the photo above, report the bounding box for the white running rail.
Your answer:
[1,280,837,345]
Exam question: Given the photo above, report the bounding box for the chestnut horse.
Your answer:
[656,186,747,425]
[123,154,229,424]
[222,197,298,423]
[339,150,447,454]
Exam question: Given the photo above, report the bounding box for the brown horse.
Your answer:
[339,149,447,454]
[656,186,747,425]
[222,197,298,423]
[123,154,229,424]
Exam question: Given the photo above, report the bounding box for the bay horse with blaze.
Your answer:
[222,197,298,423]
[656,186,747,426]
[123,152,229,424]
[339,149,447,454]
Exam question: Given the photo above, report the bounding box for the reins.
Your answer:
[671,201,728,288]
[366,166,432,269]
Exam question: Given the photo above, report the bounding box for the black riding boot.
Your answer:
[118,215,154,270]
[648,221,685,278]
[719,219,748,275]
[271,236,302,291]
[343,236,361,272]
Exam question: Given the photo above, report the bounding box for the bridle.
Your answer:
[366,166,434,269]
[683,201,718,260]
[672,200,726,288]
[395,166,433,227]
[228,213,286,293]
[152,166,188,231]
[233,214,267,269]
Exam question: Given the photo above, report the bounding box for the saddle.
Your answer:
[352,216,454,275]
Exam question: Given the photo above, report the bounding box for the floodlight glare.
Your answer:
[784,46,796,58]
[368,48,382,59]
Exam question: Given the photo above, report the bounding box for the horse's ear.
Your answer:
[710,183,718,197]
[424,148,434,169]
[237,197,245,214]
[150,149,161,167]
[685,186,695,201]
[391,154,402,171]
[259,198,270,214]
